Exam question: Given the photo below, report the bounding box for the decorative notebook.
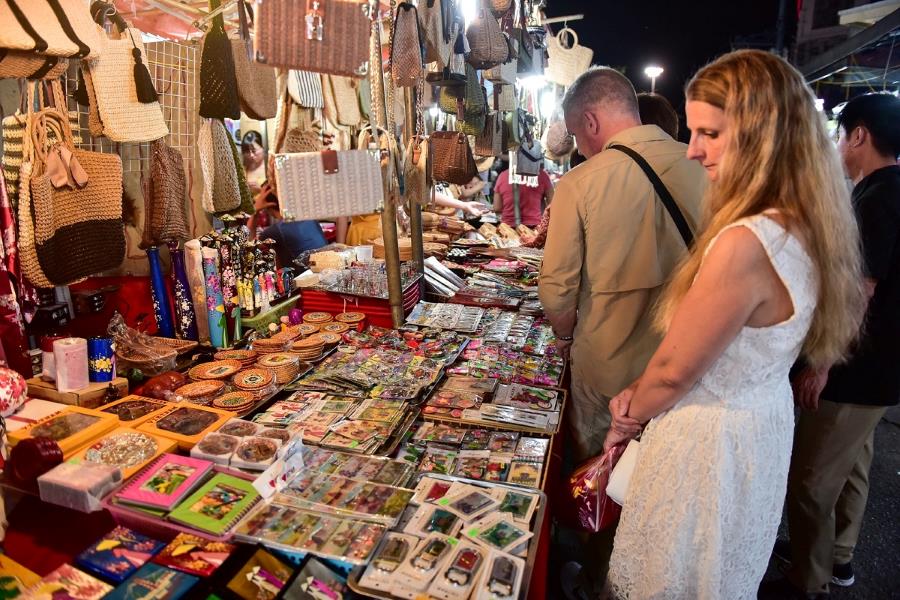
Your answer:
[76,526,166,583]
[22,564,112,600]
[167,473,260,536]
[153,533,237,577]
[0,554,41,598]
[115,454,214,512]
[104,563,199,600]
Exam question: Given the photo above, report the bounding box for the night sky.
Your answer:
[544,0,789,138]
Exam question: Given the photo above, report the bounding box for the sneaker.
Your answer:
[773,538,793,565]
[832,562,855,587]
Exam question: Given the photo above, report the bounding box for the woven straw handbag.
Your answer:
[27,105,124,285]
[430,131,476,185]
[326,76,363,127]
[516,138,544,177]
[142,139,189,248]
[255,0,372,78]
[0,52,69,80]
[403,135,430,206]
[198,119,241,214]
[494,84,517,111]
[231,0,277,120]
[439,65,486,136]
[358,126,401,206]
[0,0,101,59]
[83,25,168,142]
[546,27,593,87]
[2,102,81,211]
[288,70,324,109]
[391,3,424,88]
[475,111,502,158]
[273,149,384,221]
[544,116,575,159]
[484,35,517,84]
[491,0,513,17]
[418,0,456,67]
[466,2,508,69]
[199,0,241,119]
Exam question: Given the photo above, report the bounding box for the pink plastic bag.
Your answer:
[568,443,627,532]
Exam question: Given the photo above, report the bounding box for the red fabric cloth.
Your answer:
[494,170,552,227]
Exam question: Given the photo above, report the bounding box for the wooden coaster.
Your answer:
[232,368,275,391]
[303,311,334,324]
[175,380,226,399]
[189,360,243,381]
[335,312,366,324]
[321,322,351,335]
[212,391,255,412]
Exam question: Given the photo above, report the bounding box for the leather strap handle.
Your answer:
[610,144,694,247]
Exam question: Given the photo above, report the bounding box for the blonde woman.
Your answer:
[603,50,866,599]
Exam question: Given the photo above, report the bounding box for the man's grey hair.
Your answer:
[562,66,640,121]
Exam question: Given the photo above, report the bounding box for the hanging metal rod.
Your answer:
[540,13,584,25]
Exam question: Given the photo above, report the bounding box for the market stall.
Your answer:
[0,0,595,598]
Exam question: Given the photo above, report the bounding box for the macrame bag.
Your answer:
[199,0,241,119]
[391,3,424,88]
[255,0,371,78]
[231,0,277,120]
[142,139,189,248]
[83,24,168,142]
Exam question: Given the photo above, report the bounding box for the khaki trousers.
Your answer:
[786,400,887,594]
[568,357,613,464]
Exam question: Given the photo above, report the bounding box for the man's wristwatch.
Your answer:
[556,334,573,341]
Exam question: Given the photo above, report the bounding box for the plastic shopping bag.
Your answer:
[568,443,627,533]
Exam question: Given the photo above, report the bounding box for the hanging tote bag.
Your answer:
[544,116,575,161]
[439,66,486,136]
[0,0,101,60]
[273,150,384,221]
[197,119,241,214]
[403,135,429,206]
[546,27,593,87]
[231,0,277,120]
[466,1,508,69]
[430,131,476,185]
[515,27,543,77]
[288,70,325,109]
[391,3,424,88]
[199,0,241,119]
[255,0,372,78]
[425,24,467,87]
[484,34,517,84]
[475,111,502,158]
[326,76,363,127]
[418,0,455,67]
[28,107,125,285]
[0,52,69,80]
[516,138,544,176]
[83,25,168,142]
[490,0,513,17]
[141,139,189,248]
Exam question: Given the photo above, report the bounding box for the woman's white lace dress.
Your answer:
[607,214,818,599]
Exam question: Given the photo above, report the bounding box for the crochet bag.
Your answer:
[255,0,371,78]
[231,0,277,120]
[544,115,575,159]
[83,24,168,142]
[199,0,241,119]
[0,52,69,80]
[430,130,476,185]
[28,103,124,285]
[391,3,424,88]
[273,150,384,221]
[198,119,241,214]
[0,0,101,59]
[287,70,324,109]
[142,139,189,248]
[466,1,507,69]
[546,27,593,87]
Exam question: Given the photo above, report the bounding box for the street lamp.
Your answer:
[644,65,664,93]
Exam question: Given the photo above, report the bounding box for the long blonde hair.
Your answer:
[656,50,865,367]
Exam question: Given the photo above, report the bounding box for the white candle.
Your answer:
[53,337,89,392]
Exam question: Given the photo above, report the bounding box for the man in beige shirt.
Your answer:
[539,67,706,463]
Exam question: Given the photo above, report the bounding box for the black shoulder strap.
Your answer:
[609,144,694,248]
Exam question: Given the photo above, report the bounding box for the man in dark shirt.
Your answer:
[261,221,327,268]
[779,93,900,597]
